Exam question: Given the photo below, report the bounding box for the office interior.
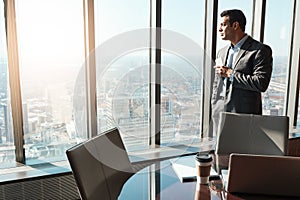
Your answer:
[1,0,300,199]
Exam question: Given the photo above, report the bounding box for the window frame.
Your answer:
[3,0,300,166]
[287,0,300,133]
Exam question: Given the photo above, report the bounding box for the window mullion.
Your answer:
[287,0,300,131]
[84,0,97,138]
[252,0,266,42]
[203,0,218,138]
[4,0,25,163]
[151,0,161,146]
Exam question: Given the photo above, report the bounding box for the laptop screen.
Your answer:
[225,153,300,197]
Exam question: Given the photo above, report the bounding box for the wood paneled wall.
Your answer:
[287,138,300,156]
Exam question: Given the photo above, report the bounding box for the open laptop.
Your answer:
[223,153,300,197]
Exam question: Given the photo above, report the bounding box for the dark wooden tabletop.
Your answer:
[120,154,299,200]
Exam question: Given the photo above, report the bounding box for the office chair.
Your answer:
[215,112,289,156]
[66,127,151,200]
[213,112,289,173]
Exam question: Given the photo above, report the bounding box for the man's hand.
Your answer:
[214,65,233,78]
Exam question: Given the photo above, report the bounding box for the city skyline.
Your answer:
[0,52,287,158]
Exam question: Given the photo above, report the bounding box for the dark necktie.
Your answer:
[225,48,234,92]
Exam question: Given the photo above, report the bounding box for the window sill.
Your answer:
[290,132,300,139]
[0,160,72,185]
[129,137,215,164]
[0,137,215,184]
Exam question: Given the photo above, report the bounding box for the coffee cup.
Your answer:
[194,184,211,200]
[195,153,213,184]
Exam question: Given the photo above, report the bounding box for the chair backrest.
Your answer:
[66,127,134,200]
[215,112,289,156]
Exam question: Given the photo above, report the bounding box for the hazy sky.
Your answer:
[1,0,293,62]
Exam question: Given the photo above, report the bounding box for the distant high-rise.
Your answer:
[0,61,8,99]
[0,61,8,144]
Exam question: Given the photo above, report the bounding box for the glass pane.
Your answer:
[15,0,86,164]
[95,0,150,151]
[161,0,205,145]
[217,0,253,50]
[95,0,149,44]
[264,0,292,116]
[0,1,15,165]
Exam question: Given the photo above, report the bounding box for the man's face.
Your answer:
[219,16,234,41]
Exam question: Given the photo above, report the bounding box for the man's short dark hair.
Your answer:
[220,9,246,32]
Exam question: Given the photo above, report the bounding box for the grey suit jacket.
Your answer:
[211,36,273,114]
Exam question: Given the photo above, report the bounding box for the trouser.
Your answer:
[211,98,226,137]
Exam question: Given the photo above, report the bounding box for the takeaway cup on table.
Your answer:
[195,153,213,184]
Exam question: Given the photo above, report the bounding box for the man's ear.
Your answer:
[233,22,239,30]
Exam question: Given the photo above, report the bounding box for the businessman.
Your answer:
[211,9,273,136]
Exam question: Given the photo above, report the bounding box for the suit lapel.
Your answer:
[222,45,231,66]
[233,37,253,68]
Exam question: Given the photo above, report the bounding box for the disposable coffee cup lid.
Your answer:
[195,153,212,163]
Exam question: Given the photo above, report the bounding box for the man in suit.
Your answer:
[211,9,273,136]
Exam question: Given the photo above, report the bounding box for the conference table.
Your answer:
[119,154,299,200]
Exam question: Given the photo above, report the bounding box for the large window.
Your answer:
[0,1,15,165]
[94,0,150,151]
[161,0,205,145]
[264,0,293,116]
[15,0,86,164]
[2,0,300,168]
